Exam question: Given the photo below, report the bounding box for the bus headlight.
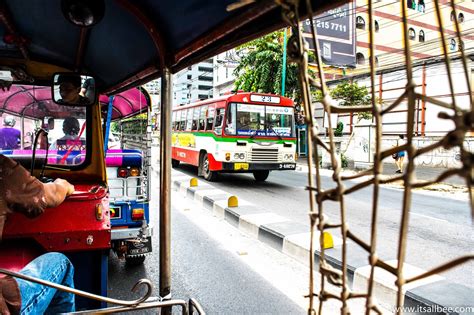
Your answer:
[283,153,294,161]
[233,153,246,160]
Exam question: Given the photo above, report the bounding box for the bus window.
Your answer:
[236,103,265,136]
[225,103,236,135]
[172,111,177,131]
[199,105,207,130]
[206,107,215,131]
[186,108,193,131]
[265,106,294,137]
[180,110,186,130]
[214,108,224,135]
[192,107,200,131]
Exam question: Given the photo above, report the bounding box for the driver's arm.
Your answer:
[0,155,74,218]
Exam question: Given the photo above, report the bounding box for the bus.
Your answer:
[171,92,297,181]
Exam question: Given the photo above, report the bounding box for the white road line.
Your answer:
[411,212,449,223]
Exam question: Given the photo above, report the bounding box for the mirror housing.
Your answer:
[52,73,96,106]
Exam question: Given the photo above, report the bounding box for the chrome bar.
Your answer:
[0,268,152,307]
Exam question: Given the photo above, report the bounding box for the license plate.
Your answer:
[234,163,249,170]
[127,237,152,255]
[279,163,296,170]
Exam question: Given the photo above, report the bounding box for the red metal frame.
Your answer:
[3,183,110,252]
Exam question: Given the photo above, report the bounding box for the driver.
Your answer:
[57,75,89,105]
[0,154,76,314]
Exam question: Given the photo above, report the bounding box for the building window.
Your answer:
[356,16,365,30]
[187,74,192,80]
[408,28,416,40]
[449,38,456,51]
[356,53,365,65]
[198,66,213,73]
[450,11,455,21]
[375,20,379,32]
[458,13,464,23]
[419,30,425,42]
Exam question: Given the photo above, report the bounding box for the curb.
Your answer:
[168,169,473,314]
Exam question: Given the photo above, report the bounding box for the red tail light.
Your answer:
[131,208,144,221]
[118,168,128,178]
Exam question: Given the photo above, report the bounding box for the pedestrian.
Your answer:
[0,154,76,314]
[395,134,406,173]
[0,116,21,150]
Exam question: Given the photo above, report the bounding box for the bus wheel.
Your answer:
[202,154,218,181]
[125,255,146,266]
[172,159,180,168]
[253,170,269,182]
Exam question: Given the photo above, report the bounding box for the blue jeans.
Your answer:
[16,252,75,315]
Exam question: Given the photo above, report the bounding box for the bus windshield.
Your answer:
[226,103,294,137]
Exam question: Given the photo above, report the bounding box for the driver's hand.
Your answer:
[54,178,75,196]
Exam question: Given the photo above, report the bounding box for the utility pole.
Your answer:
[281,28,288,96]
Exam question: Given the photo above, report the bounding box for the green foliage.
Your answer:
[330,81,372,121]
[340,153,348,168]
[234,30,303,103]
[334,121,344,137]
[121,117,147,135]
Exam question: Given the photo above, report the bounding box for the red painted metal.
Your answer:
[3,183,111,252]
[172,147,200,166]
[207,153,222,171]
[0,243,42,272]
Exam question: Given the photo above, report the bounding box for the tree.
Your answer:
[233,30,302,102]
[330,81,372,121]
[329,81,374,157]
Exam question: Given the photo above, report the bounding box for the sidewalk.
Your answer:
[296,157,467,187]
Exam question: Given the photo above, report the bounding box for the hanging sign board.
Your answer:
[302,1,356,67]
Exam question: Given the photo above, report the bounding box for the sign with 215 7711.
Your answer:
[279,163,296,170]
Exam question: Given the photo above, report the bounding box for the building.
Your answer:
[174,59,214,106]
[314,0,473,137]
[213,50,240,96]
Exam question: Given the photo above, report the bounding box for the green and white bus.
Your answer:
[171,92,297,181]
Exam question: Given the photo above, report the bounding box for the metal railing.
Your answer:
[0,268,205,314]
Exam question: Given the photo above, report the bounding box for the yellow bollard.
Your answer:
[190,178,198,187]
[322,231,334,249]
[228,196,238,208]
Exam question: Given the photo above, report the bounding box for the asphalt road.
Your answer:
[108,170,326,314]
[173,163,473,289]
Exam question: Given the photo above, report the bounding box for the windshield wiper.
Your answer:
[267,124,283,140]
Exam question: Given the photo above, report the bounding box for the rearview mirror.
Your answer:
[52,73,96,106]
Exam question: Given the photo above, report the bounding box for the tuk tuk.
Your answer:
[101,88,153,265]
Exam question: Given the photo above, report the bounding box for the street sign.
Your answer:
[302,2,356,67]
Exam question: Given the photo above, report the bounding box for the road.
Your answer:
[173,163,473,289]
[108,166,358,314]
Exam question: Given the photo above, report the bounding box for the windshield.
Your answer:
[225,103,294,137]
[0,85,87,167]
